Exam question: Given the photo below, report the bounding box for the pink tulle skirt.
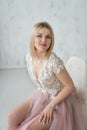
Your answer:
[17,88,87,130]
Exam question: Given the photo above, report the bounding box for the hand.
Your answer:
[39,103,54,126]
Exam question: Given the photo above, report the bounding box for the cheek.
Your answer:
[34,40,40,49]
[34,38,40,45]
[34,38,37,43]
[47,41,51,47]
[34,39,38,45]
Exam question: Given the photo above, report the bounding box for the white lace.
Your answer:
[26,52,64,94]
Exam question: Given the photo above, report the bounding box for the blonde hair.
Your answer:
[30,21,54,58]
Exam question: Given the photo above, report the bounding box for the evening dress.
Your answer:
[17,52,87,130]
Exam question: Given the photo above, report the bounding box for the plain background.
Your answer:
[0,0,87,129]
[0,0,87,69]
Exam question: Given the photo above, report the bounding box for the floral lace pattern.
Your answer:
[26,52,64,94]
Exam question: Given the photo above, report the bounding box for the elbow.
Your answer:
[69,83,75,93]
[66,82,75,93]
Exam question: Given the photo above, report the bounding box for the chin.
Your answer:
[37,48,46,52]
[37,49,47,53]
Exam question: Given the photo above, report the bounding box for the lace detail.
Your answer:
[26,52,64,94]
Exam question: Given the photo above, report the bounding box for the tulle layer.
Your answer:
[17,88,87,130]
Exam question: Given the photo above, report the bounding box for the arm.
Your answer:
[39,67,75,125]
[50,67,75,108]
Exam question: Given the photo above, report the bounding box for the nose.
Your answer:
[41,37,46,42]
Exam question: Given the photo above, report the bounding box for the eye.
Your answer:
[36,34,42,38]
[46,35,51,39]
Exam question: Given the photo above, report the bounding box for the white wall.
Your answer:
[0,0,87,68]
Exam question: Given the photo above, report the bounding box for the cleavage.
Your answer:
[32,60,43,79]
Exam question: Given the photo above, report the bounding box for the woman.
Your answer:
[7,22,87,130]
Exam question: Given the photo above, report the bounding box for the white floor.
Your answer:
[0,68,35,130]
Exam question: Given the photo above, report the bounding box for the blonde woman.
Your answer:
[7,22,87,130]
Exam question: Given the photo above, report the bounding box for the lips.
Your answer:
[39,44,46,47]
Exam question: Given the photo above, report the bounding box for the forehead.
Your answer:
[37,27,51,35]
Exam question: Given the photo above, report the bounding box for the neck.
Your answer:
[35,51,47,60]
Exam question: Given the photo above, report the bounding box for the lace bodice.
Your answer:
[26,52,64,94]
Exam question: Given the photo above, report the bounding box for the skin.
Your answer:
[7,27,75,130]
[32,28,52,79]
[34,28,52,54]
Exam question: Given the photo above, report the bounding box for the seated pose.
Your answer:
[7,21,87,130]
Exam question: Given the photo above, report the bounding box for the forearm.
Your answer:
[50,85,74,108]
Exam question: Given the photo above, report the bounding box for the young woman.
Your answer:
[7,22,87,130]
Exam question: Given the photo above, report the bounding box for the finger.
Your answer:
[49,113,53,125]
[39,113,44,122]
[43,113,50,125]
[47,114,51,125]
[42,113,47,124]
[45,112,52,125]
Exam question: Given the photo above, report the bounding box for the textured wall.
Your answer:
[0,0,87,68]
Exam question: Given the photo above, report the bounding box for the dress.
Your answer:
[17,52,87,130]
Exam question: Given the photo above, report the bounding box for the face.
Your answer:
[34,28,52,54]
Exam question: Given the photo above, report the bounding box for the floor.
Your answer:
[0,68,35,130]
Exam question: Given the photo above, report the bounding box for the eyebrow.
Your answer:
[36,33,51,36]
